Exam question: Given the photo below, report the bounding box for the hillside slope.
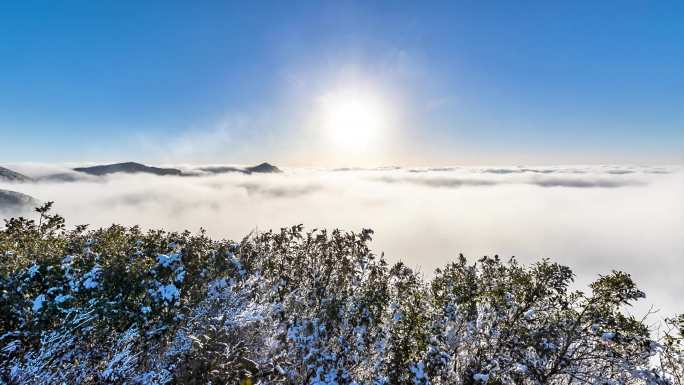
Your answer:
[0,189,39,212]
[0,166,32,182]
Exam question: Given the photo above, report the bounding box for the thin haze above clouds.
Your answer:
[1,164,683,319]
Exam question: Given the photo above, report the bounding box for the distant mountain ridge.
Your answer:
[73,161,282,177]
[0,162,283,181]
[199,162,282,175]
[0,166,33,182]
[73,162,183,176]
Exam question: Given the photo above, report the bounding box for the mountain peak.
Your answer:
[245,162,282,174]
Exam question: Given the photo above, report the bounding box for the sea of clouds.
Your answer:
[2,164,683,319]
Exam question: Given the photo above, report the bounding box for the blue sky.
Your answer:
[1,1,682,165]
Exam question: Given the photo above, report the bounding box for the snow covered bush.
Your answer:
[658,314,684,384]
[0,203,680,384]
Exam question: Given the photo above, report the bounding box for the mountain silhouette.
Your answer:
[246,162,282,173]
[73,162,182,176]
[199,162,282,175]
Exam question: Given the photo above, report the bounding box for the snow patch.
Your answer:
[601,332,616,341]
[82,265,101,289]
[32,294,46,312]
[157,253,181,268]
[159,284,180,303]
[26,263,39,279]
[54,294,73,304]
[523,308,535,319]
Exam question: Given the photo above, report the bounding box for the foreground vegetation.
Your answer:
[0,203,681,385]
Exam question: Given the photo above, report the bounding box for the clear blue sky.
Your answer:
[1,1,682,165]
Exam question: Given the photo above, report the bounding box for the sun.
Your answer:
[318,87,390,152]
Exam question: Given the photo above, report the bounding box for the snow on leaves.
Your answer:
[0,211,681,385]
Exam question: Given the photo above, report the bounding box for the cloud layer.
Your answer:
[2,164,683,318]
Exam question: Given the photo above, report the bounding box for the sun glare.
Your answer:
[318,88,390,152]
